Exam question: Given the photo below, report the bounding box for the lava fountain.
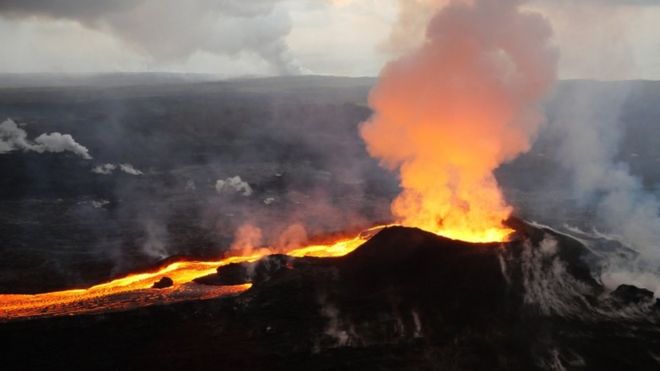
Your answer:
[360,0,557,242]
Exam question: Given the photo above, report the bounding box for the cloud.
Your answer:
[0,118,91,159]
[92,163,143,175]
[0,0,302,74]
[215,176,253,196]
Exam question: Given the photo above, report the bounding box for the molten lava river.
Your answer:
[0,223,512,321]
[0,226,384,320]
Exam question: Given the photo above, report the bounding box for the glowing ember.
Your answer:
[0,228,380,320]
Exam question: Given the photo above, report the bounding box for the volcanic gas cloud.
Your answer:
[361,0,557,242]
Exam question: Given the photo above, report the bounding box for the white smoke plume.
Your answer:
[0,0,302,74]
[91,199,110,209]
[141,219,169,259]
[317,294,359,348]
[118,163,143,175]
[92,163,143,175]
[551,83,660,294]
[216,176,253,196]
[91,163,116,175]
[500,232,658,320]
[0,118,92,159]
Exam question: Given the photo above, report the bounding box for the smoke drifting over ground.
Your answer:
[0,118,91,159]
[361,0,557,241]
[0,0,301,74]
[92,163,143,176]
[215,176,252,196]
[0,77,395,293]
[555,85,660,257]
[546,82,660,295]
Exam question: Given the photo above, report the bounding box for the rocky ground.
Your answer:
[1,220,659,370]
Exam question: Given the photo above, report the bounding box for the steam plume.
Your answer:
[552,83,660,294]
[361,0,557,241]
[91,164,117,175]
[92,163,143,175]
[215,176,253,196]
[0,118,91,159]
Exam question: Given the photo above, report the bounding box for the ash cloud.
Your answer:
[0,0,302,74]
[0,118,91,159]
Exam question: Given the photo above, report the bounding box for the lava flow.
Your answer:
[0,226,385,320]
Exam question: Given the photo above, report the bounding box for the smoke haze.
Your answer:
[0,0,302,74]
[547,82,660,294]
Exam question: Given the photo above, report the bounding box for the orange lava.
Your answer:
[0,226,385,321]
[0,221,510,321]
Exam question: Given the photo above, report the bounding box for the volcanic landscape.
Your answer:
[2,74,660,370]
[3,1,660,370]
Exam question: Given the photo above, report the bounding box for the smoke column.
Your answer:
[552,83,660,295]
[361,0,557,242]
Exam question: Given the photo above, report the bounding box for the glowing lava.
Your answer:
[0,226,386,320]
[360,0,556,243]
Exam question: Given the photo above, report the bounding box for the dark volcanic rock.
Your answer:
[251,254,292,283]
[2,222,660,371]
[195,263,251,285]
[611,284,655,305]
[195,254,293,286]
[152,276,173,289]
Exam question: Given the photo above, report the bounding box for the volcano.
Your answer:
[1,220,659,370]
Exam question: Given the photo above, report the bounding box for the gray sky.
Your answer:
[0,0,658,79]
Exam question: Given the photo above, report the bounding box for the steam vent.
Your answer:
[2,220,659,370]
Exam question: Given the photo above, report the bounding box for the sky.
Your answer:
[0,0,658,80]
